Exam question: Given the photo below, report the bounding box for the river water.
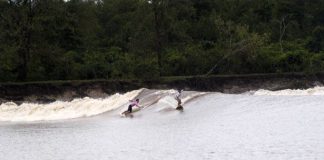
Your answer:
[0,88,324,160]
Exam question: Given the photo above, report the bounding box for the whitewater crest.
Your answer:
[4,86,323,122]
[0,89,205,122]
[253,86,324,95]
[0,89,143,122]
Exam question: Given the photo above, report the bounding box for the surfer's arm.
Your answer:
[135,104,143,109]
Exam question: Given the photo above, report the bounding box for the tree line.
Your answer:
[0,0,324,82]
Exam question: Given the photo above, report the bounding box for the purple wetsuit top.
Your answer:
[129,100,139,107]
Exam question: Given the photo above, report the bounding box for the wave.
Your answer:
[253,86,324,95]
[5,85,322,122]
[0,89,206,122]
[0,89,143,122]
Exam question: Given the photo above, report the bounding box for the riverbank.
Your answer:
[1,72,323,104]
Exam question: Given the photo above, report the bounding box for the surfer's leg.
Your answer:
[176,97,181,105]
[127,105,132,113]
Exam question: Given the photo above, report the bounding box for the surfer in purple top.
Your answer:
[127,99,140,113]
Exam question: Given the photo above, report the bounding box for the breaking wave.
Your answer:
[0,89,205,122]
[3,86,323,122]
[253,86,324,95]
[0,89,143,122]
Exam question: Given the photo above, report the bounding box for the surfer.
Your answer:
[175,89,183,110]
[123,99,140,115]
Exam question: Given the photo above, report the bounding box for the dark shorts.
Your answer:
[127,105,132,113]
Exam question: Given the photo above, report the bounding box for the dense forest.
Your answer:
[0,0,324,82]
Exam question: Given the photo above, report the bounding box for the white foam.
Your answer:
[253,86,324,95]
[0,89,143,121]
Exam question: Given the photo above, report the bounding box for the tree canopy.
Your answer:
[0,0,324,81]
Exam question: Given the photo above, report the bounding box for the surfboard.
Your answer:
[176,105,184,111]
[120,107,141,117]
[121,112,134,118]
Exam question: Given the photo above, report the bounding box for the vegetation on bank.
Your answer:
[0,72,318,86]
[0,0,324,82]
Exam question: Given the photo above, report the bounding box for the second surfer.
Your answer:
[175,89,184,110]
